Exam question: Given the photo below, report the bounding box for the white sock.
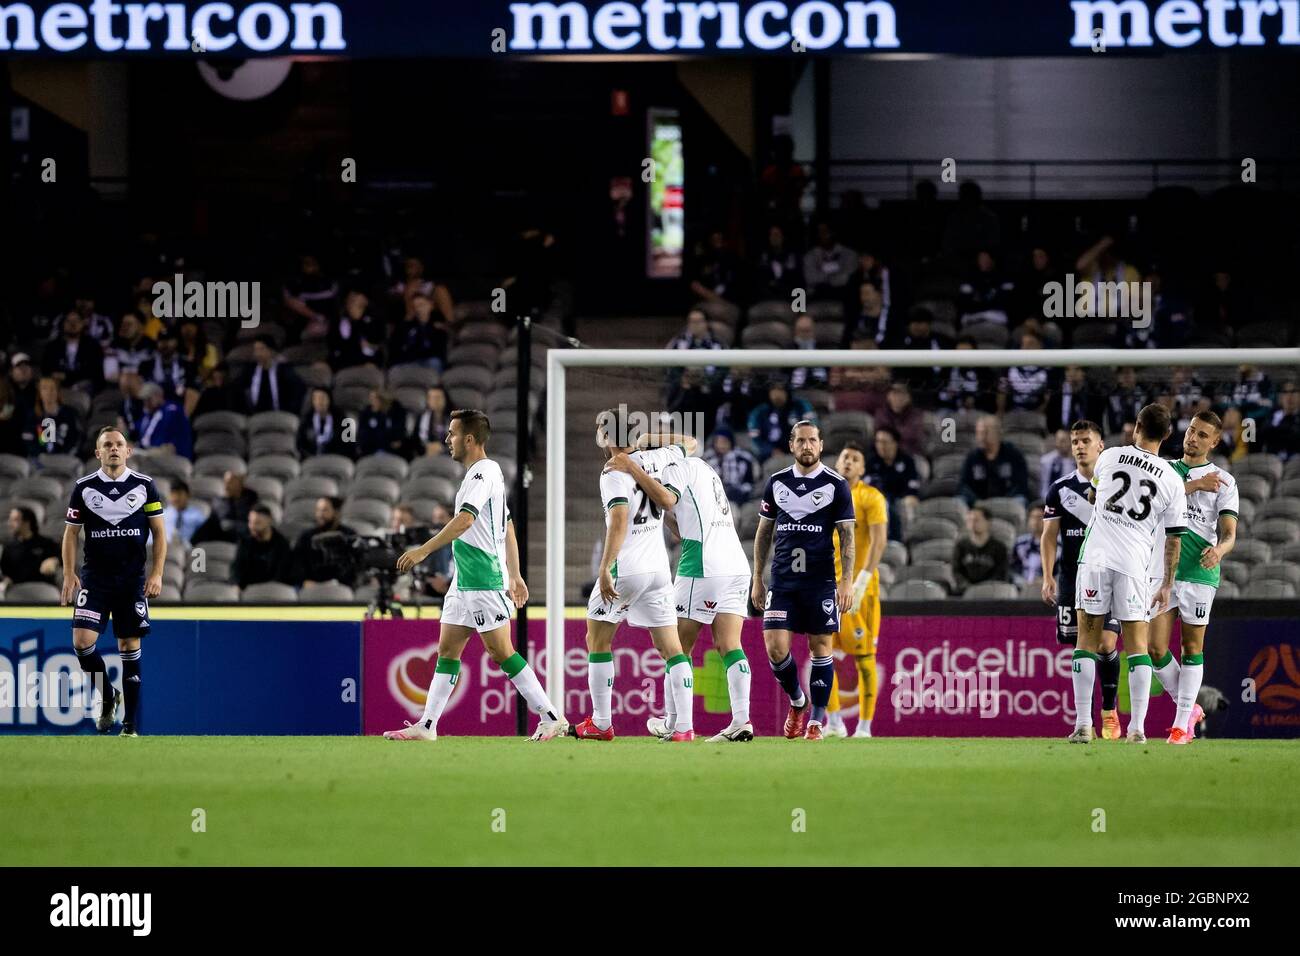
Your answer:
[589,656,614,730]
[859,719,872,734]
[827,710,845,729]
[663,674,676,728]
[1175,657,1204,732]
[420,665,460,728]
[725,654,751,726]
[1071,652,1097,729]
[1154,651,1181,701]
[668,658,694,733]
[508,662,559,721]
[1128,656,1152,736]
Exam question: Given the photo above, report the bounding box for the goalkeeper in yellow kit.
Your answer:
[824,441,889,738]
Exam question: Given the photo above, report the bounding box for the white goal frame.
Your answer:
[543,346,1300,700]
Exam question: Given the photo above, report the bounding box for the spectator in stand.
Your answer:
[2,506,60,591]
[942,181,1001,262]
[192,471,258,545]
[133,290,167,341]
[1265,381,1300,460]
[667,367,720,426]
[688,229,742,308]
[788,315,828,390]
[241,336,303,416]
[391,256,455,327]
[164,480,207,548]
[959,415,1029,506]
[753,224,803,300]
[891,307,950,402]
[358,389,408,459]
[0,375,22,452]
[233,504,294,589]
[1217,406,1250,463]
[282,254,340,341]
[43,309,105,394]
[953,505,1009,594]
[843,250,892,317]
[1194,270,1245,341]
[1105,366,1147,436]
[8,352,37,426]
[841,279,888,347]
[104,311,156,385]
[999,329,1050,413]
[138,326,189,403]
[1015,246,1062,330]
[664,308,723,402]
[875,382,926,457]
[1122,267,1191,349]
[330,290,385,369]
[1040,429,1073,499]
[135,382,194,460]
[1046,365,1103,433]
[1228,364,1274,423]
[29,376,81,457]
[1012,503,1045,587]
[701,427,760,504]
[714,367,763,434]
[864,425,920,542]
[177,317,220,388]
[747,378,815,461]
[291,496,357,589]
[803,221,857,300]
[406,501,454,601]
[410,385,452,457]
[389,291,448,372]
[69,293,116,349]
[115,368,146,440]
[829,339,892,415]
[958,250,1016,329]
[938,336,998,413]
[191,362,240,419]
[297,387,350,458]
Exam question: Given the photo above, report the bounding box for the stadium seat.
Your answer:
[184,581,239,602]
[198,540,238,565]
[305,581,355,602]
[0,499,46,526]
[285,476,341,504]
[1278,478,1300,499]
[403,475,457,504]
[919,498,967,525]
[825,410,873,441]
[1236,498,1258,525]
[922,475,960,499]
[36,454,83,479]
[798,387,833,415]
[334,366,384,391]
[349,475,401,506]
[282,498,320,529]
[281,342,329,365]
[195,454,248,478]
[903,516,960,544]
[1242,580,1297,599]
[909,538,956,564]
[963,321,1009,349]
[158,584,182,602]
[980,497,1027,529]
[5,581,60,603]
[409,455,464,482]
[134,451,193,483]
[740,321,793,349]
[1004,432,1046,459]
[1255,564,1300,588]
[962,582,1019,600]
[889,580,947,601]
[389,386,428,414]
[806,300,843,322]
[403,498,443,523]
[1284,458,1300,481]
[1253,517,1300,545]
[1274,541,1300,563]
[244,475,285,505]
[193,411,248,436]
[881,539,908,569]
[249,454,302,483]
[694,300,741,326]
[1002,409,1047,435]
[895,562,957,594]
[746,299,793,324]
[249,432,298,458]
[7,476,66,508]
[195,431,248,458]
[248,411,300,436]
[1216,580,1240,598]
[1262,498,1300,523]
[242,582,299,602]
[932,453,966,480]
[342,499,392,529]
[988,519,1018,551]
[452,301,494,324]
[1230,539,1272,565]
[1234,474,1272,505]
[294,363,334,390]
[1219,561,1252,588]
[446,344,501,371]
[763,453,794,479]
[813,321,841,348]
[456,321,509,348]
[185,475,224,503]
[1230,453,1283,487]
[443,364,497,395]
[301,455,356,485]
[162,565,184,590]
[355,454,409,482]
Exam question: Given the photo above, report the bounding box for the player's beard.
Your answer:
[795,449,818,466]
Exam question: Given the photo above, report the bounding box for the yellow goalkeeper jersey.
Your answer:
[833,480,888,581]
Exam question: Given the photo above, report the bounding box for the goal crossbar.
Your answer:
[543,346,1300,699]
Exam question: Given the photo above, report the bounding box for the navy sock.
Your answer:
[809,655,835,723]
[770,653,805,706]
[121,648,142,728]
[74,644,112,715]
[1098,649,1121,711]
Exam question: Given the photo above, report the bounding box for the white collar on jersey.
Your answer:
[95,467,139,483]
[790,461,825,479]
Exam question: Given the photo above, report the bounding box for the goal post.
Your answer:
[543,346,1300,702]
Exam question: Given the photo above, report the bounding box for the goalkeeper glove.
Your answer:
[851,568,871,613]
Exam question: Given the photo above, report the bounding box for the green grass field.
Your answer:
[2,736,1296,866]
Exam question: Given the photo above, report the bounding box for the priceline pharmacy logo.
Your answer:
[50,887,151,937]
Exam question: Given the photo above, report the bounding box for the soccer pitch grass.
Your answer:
[2,736,1297,866]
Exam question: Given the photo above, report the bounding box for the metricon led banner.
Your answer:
[2,1,1298,57]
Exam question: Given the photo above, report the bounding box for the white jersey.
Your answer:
[661,455,751,578]
[1144,458,1239,587]
[450,457,510,591]
[1080,445,1187,578]
[598,445,684,578]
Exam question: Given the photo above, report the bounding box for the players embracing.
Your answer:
[752,420,856,741]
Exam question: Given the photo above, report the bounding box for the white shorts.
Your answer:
[673,573,750,624]
[1076,565,1150,622]
[587,569,676,628]
[441,588,515,631]
[1170,580,1216,626]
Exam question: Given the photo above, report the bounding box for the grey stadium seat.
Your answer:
[1216,580,1240,598]
[1274,541,1300,564]
[443,365,496,394]
[895,562,957,594]
[334,366,384,391]
[919,498,968,525]
[249,432,298,458]
[1242,580,1297,599]
[980,497,1027,530]
[198,540,238,564]
[158,584,183,602]
[242,582,299,602]
[1234,474,1272,505]
[195,454,247,478]
[1230,453,1283,486]
[349,476,401,506]
[988,519,1019,551]
[282,498,320,528]
[301,454,355,485]
[1218,561,1252,588]
[1255,564,1300,588]
[909,538,957,564]
[1003,409,1047,435]
[342,499,392,529]
[1,499,47,525]
[741,321,793,349]
[194,431,248,458]
[903,516,960,544]
[962,581,1019,600]
[36,454,83,479]
[1253,518,1300,545]
[304,581,356,602]
[1262,498,1300,522]
[881,539,908,569]
[1229,539,1272,565]
[747,299,794,324]
[922,475,960,499]
[445,344,501,372]
[1278,478,1300,499]
[133,451,192,483]
[409,455,464,482]
[332,384,372,412]
[455,321,509,348]
[7,476,65,507]
[403,475,457,504]
[188,475,226,502]
[932,453,966,480]
[249,454,301,483]
[392,387,429,415]
[5,581,60,603]
[889,580,947,601]
[193,410,248,435]
[285,476,341,503]
[244,475,285,505]
[184,581,239,601]
[248,411,300,436]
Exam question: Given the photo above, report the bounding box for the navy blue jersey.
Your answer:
[1042,469,1094,602]
[759,464,854,587]
[66,468,163,582]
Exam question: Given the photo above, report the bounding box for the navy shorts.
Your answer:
[1055,603,1120,647]
[71,574,151,639]
[762,584,840,636]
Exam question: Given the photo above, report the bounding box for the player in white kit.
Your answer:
[1146,410,1239,745]
[605,439,755,742]
[385,409,568,741]
[572,408,697,742]
[1070,404,1187,744]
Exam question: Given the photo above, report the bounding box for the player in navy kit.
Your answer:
[751,420,855,741]
[60,427,167,737]
[1040,419,1123,739]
